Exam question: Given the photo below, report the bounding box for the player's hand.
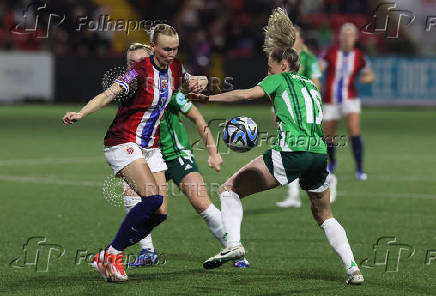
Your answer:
[186,93,209,104]
[208,153,222,172]
[188,77,208,93]
[62,112,83,125]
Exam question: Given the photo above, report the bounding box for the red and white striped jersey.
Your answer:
[104,56,189,148]
[322,46,368,104]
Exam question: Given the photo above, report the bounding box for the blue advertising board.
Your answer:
[357,57,436,106]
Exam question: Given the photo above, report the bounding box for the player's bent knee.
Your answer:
[218,183,232,195]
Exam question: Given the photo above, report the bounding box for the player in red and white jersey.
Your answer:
[103,48,192,149]
[62,24,207,282]
[321,23,374,180]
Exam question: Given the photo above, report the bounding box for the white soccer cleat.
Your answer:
[328,173,337,203]
[346,270,364,285]
[203,244,245,269]
[276,199,302,208]
[355,171,368,181]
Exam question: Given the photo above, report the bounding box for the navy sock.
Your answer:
[110,195,163,251]
[124,214,167,249]
[350,135,363,172]
[327,142,336,172]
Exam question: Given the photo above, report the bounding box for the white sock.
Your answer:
[321,218,359,275]
[108,245,121,255]
[220,191,243,248]
[124,195,155,252]
[286,179,300,202]
[139,234,154,252]
[124,195,142,213]
[199,203,227,247]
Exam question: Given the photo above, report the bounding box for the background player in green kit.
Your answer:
[123,43,250,268]
[275,26,337,208]
[189,8,362,284]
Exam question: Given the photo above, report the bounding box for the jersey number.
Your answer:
[301,87,322,124]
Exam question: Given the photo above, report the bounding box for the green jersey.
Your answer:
[159,92,193,161]
[258,72,326,154]
[298,49,321,80]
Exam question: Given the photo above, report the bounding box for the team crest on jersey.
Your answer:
[160,79,168,89]
[126,147,135,154]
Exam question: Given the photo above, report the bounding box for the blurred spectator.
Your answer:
[0,0,426,67]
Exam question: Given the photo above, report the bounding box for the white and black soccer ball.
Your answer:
[223,116,258,152]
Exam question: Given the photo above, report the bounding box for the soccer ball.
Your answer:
[223,116,258,152]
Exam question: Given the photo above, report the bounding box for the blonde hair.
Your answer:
[150,24,178,44]
[270,47,300,72]
[127,42,152,55]
[263,7,296,54]
[340,22,358,35]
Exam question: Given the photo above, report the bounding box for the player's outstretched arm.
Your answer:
[187,86,266,103]
[185,105,222,172]
[62,83,123,125]
[211,86,265,102]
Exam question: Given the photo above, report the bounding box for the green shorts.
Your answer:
[263,149,328,191]
[165,155,200,186]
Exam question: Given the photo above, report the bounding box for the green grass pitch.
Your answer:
[1,104,435,295]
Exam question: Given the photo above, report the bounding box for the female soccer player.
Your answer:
[189,8,363,285]
[122,43,249,268]
[321,23,375,180]
[62,24,203,282]
[275,25,337,208]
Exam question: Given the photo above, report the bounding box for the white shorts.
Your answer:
[104,142,167,176]
[323,99,361,121]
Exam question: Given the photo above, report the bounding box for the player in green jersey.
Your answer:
[275,26,337,209]
[189,8,362,284]
[122,43,250,268]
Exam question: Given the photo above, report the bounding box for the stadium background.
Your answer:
[1,0,436,295]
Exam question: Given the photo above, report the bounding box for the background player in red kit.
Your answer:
[321,23,374,180]
[62,24,207,282]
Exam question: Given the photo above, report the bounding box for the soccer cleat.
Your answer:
[105,251,128,282]
[355,171,368,181]
[346,270,364,285]
[328,173,337,203]
[233,257,250,268]
[276,198,301,208]
[203,244,245,269]
[90,250,110,281]
[128,249,158,267]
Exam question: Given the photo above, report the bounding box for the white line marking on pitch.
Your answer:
[338,191,435,200]
[0,175,101,187]
[0,157,102,166]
